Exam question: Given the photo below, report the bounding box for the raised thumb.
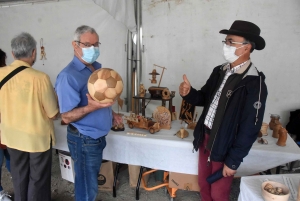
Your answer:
[183,74,190,85]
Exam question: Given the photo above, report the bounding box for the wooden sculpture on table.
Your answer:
[175,127,189,139]
[179,99,195,124]
[277,127,288,146]
[148,64,170,98]
[111,97,125,131]
[139,83,146,97]
[153,106,171,130]
[187,112,198,130]
[272,122,282,138]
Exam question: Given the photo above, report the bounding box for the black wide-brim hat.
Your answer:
[219,20,265,50]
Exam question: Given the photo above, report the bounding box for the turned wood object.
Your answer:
[277,127,288,146]
[176,127,189,139]
[269,114,280,130]
[258,131,263,137]
[272,123,282,138]
[139,83,146,97]
[260,122,269,136]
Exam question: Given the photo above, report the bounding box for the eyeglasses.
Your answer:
[75,41,101,47]
[222,40,248,46]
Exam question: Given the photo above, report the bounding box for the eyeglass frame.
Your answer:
[74,41,101,48]
[222,40,249,46]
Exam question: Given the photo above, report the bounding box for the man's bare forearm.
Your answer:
[61,106,93,124]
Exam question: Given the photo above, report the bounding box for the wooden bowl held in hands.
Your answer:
[261,181,290,201]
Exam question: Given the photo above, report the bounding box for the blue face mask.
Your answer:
[81,46,100,64]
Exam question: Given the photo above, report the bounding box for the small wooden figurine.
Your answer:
[277,127,288,146]
[124,112,160,134]
[111,97,125,131]
[139,83,146,97]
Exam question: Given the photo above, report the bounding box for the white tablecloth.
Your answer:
[238,174,300,201]
[53,116,300,176]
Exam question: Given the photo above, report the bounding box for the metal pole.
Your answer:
[126,30,133,112]
[136,0,142,96]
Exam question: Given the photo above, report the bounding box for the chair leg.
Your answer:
[289,161,297,172]
[275,166,281,174]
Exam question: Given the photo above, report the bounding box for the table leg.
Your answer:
[113,163,121,197]
[142,99,145,116]
[136,166,144,200]
[275,166,281,174]
[162,100,166,107]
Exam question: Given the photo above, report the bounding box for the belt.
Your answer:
[69,124,78,132]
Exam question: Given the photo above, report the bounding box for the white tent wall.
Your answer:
[0,0,300,126]
[0,0,128,112]
[141,0,300,126]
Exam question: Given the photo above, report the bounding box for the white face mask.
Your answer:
[222,44,245,63]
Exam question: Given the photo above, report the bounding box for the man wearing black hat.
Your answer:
[179,20,268,200]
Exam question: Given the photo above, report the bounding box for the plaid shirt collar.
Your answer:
[225,60,250,74]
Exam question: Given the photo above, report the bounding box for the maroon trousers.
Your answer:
[198,134,234,201]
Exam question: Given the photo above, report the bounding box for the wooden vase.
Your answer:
[269,114,280,130]
[277,127,288,146]
[272,123,281,138]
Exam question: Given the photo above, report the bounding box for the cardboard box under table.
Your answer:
[169,172,200,192]
[58,152,116,191]
[98,160,117,191]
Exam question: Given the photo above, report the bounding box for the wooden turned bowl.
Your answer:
[261,181,290,201]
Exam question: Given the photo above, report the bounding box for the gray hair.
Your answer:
[11,32,37,59]
[73,25,98,41]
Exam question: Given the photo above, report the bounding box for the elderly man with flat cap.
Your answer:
[179,20,268,201]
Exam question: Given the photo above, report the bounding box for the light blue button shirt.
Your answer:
[55,56,112,139]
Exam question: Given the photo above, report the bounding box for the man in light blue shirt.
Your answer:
[55,25,122,201]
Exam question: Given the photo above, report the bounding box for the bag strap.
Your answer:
[0,66,28,89]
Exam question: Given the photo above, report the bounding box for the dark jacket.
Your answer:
[182,62,268,170]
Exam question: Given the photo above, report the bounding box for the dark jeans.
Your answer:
[7,146,52,201]
[67,124,106,201]
[0,148,10,191]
